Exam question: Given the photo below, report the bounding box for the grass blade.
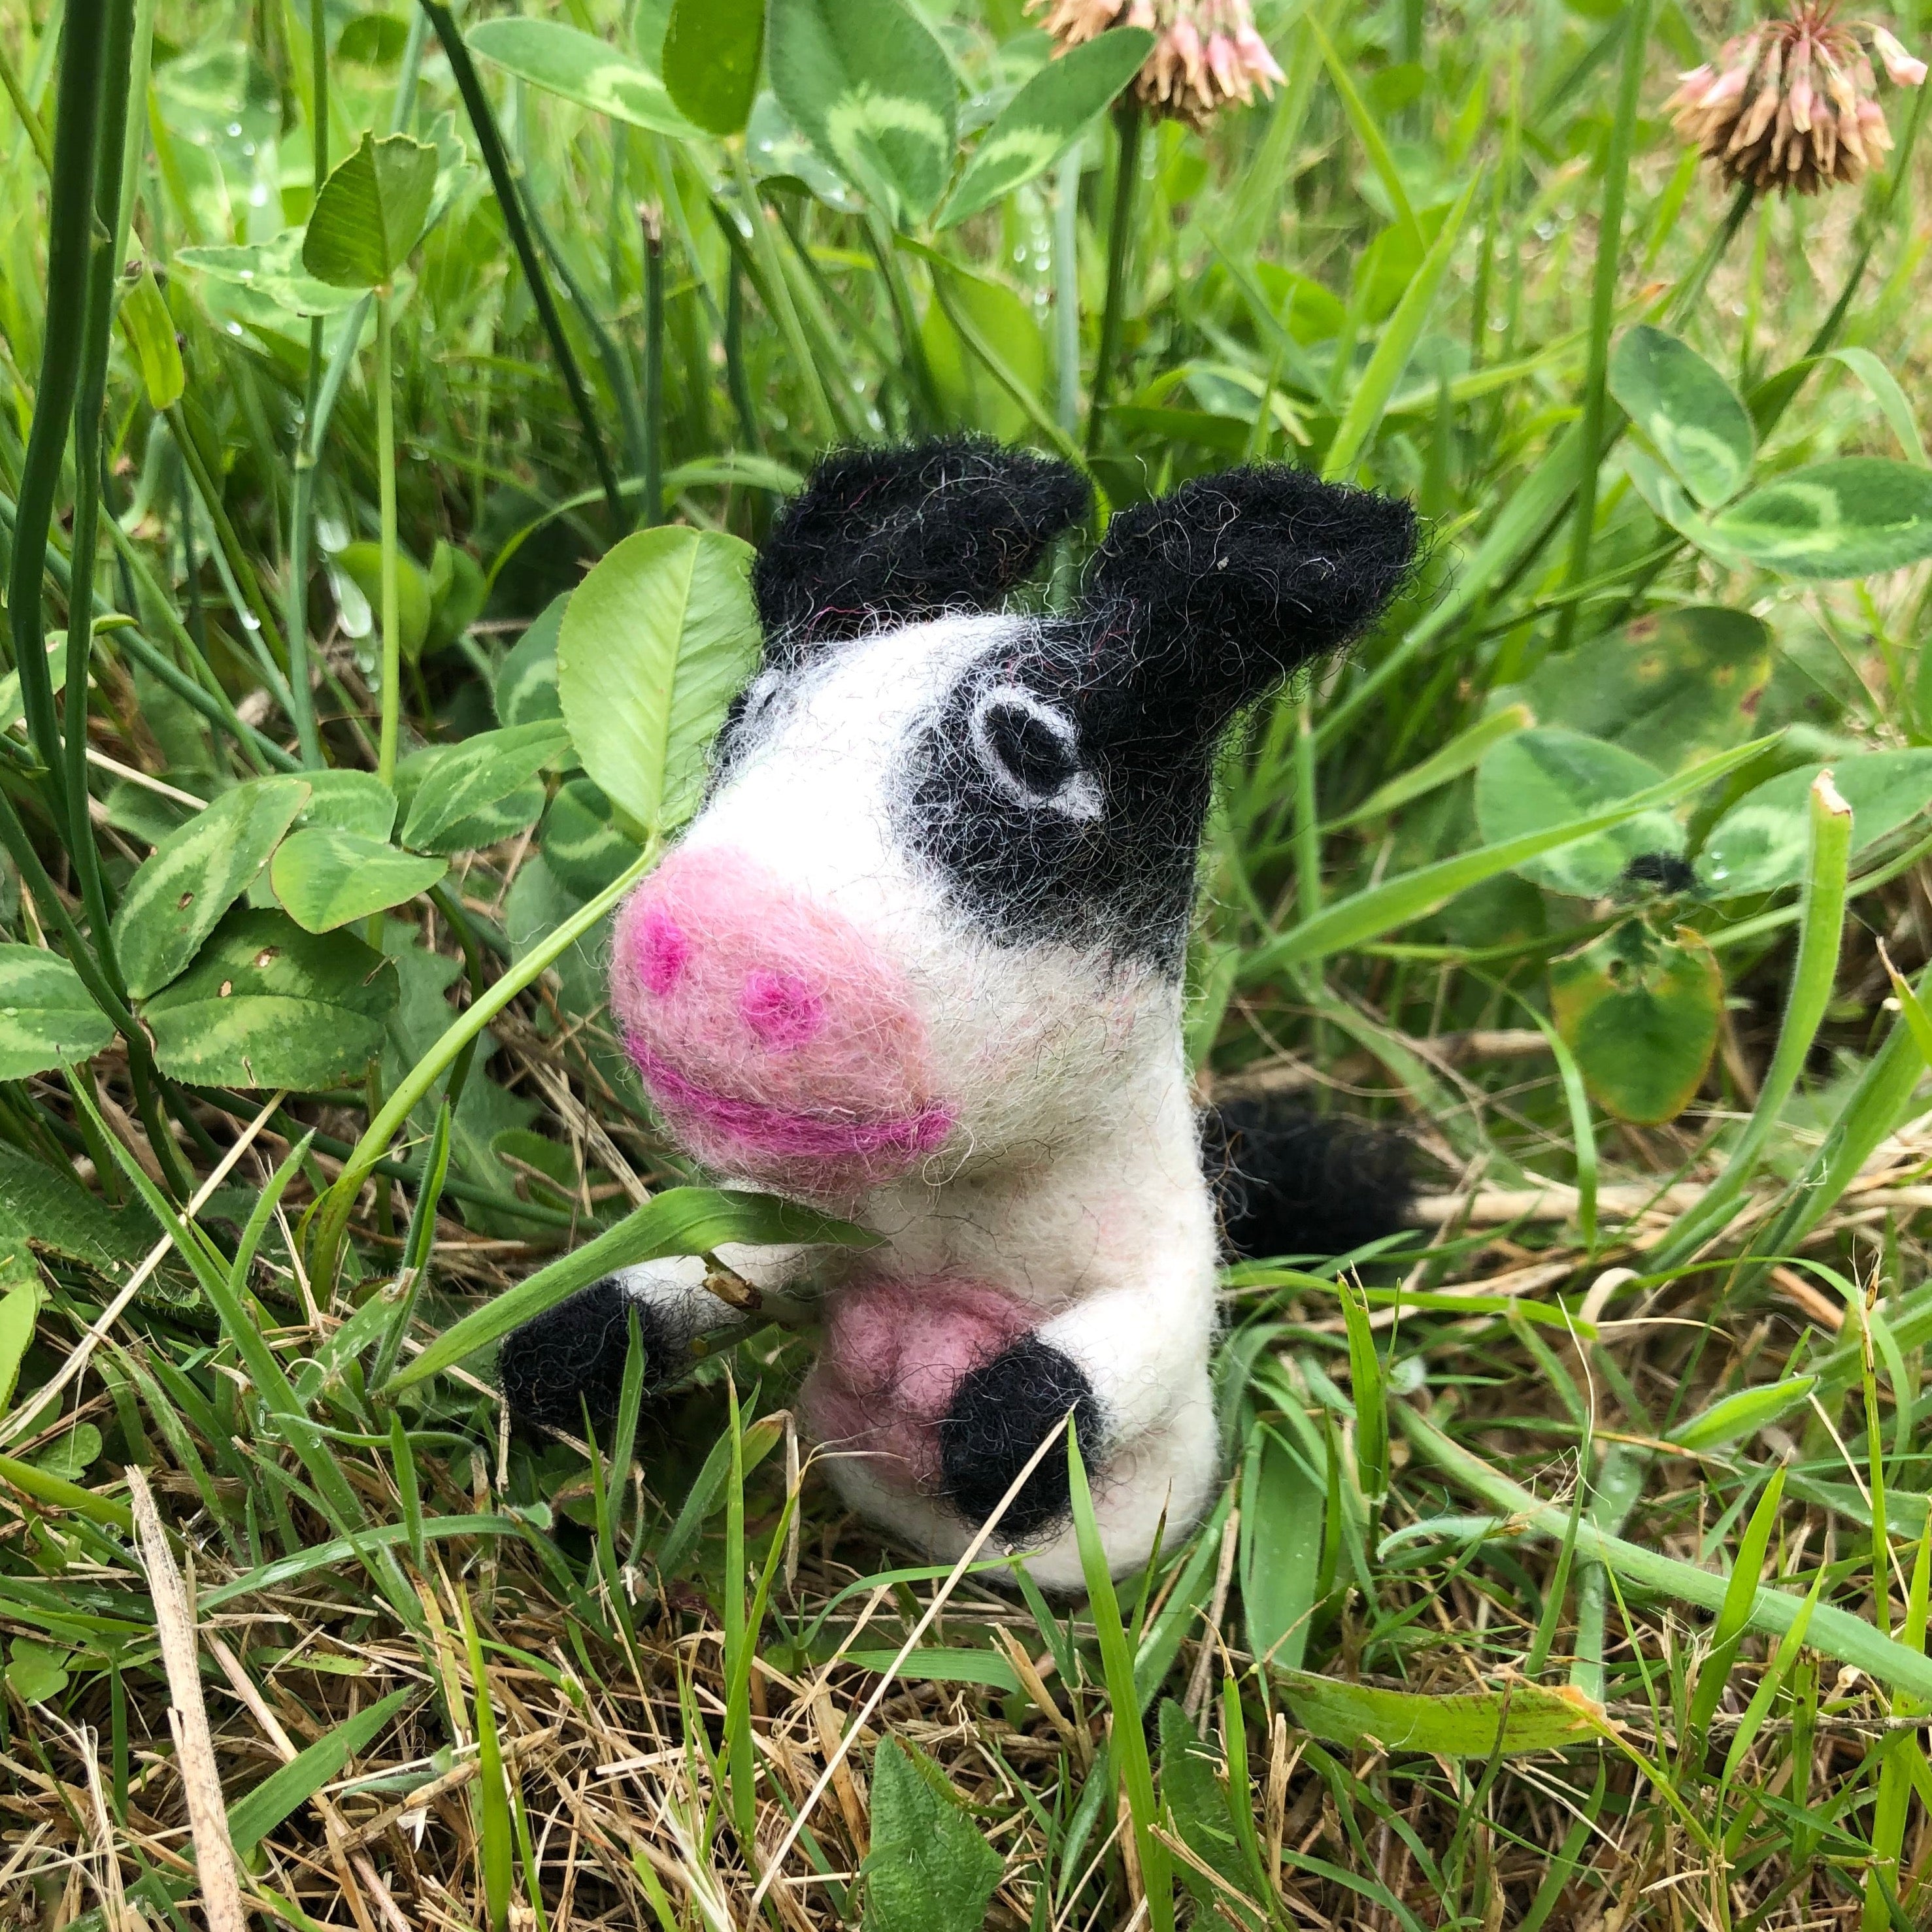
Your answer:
[390,1187,865,1390]
[1686,1464,1785,1752]
[227,1687,416,1856]
[459,1591,516,1932]
[1655,770,1854,1266]
[1402,1405,1932,1704]
[1328,702,1533,829]
[1323,171,1481,483]
[1067,1429,1174,1932]
[1242,736,1776,981]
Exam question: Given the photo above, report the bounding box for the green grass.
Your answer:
[2,0,1932,1925]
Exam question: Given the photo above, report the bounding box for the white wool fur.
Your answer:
[608,614,1222,1587]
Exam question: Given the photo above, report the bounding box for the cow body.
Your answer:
[500,441,1419,1585]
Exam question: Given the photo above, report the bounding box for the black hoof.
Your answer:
[497,1276,669,1435]
[938,1335,1103,1537]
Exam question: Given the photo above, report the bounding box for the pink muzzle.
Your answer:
[610,847,953,1197]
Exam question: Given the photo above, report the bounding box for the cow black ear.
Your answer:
[752,437,1090,654]
[1079,465,1421,727]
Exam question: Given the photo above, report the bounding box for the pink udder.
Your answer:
[801,1279,1034,1492]
[611,846,952,1198]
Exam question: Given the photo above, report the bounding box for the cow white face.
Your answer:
[606,439,1420,1207]
[611,613,1172,1202]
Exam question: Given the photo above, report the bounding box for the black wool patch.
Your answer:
[497,1276,670,1435]
[751,437,1090,656]
[902,625,1214,971]
[1203,1097,1417,1261]
[902,464,1423,973]
[1083,464,1422,737]
[939,1335,1104,1537]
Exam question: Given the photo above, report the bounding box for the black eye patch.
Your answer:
[979,698,1078,797]
[900,633,1207,974]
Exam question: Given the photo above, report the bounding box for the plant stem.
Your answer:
[285,363,327,767]
[0,777,189,1201]
[113,0,155,272]
[419,0,628,537]
[721,148,840,439]
[641,203,664,527]
[8,0,105,817]
[1293,708,1322,923]
[63,0,137,960]
[165,403,293,678]
[0,788,131,1035]
[863,210,941,431]
[375,287,401,786]
[1655,776,1853,1271]
[1054,148,1082,440]
[1551,0,1652,654]
[286,14,427,771]
[1086,101,1142,455]
[283,0,331,769]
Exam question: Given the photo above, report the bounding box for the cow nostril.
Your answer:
[634,908,691,996]
[741,969,825,1051]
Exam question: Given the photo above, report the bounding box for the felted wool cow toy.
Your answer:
[500,439,1420,1586]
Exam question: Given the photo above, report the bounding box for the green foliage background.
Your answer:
[1,0,1932,1924]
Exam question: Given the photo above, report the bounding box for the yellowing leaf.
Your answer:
[1274,1668,1610,1755]
[1550,923,1722,1125]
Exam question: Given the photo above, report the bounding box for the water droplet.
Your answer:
[250,184,269,207]
[227,121,242,137]
[241,612,261,631]
[227,321,244,336]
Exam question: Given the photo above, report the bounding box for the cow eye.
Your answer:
[971,686,1102,820]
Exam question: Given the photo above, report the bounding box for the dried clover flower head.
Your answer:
[1032,0,1285,127]
[1665,4,1926,194]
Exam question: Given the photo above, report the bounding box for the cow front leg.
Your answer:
[939,1276,1218,1545]
[804,1273,1219,1581]
[498,1240,814,1433]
